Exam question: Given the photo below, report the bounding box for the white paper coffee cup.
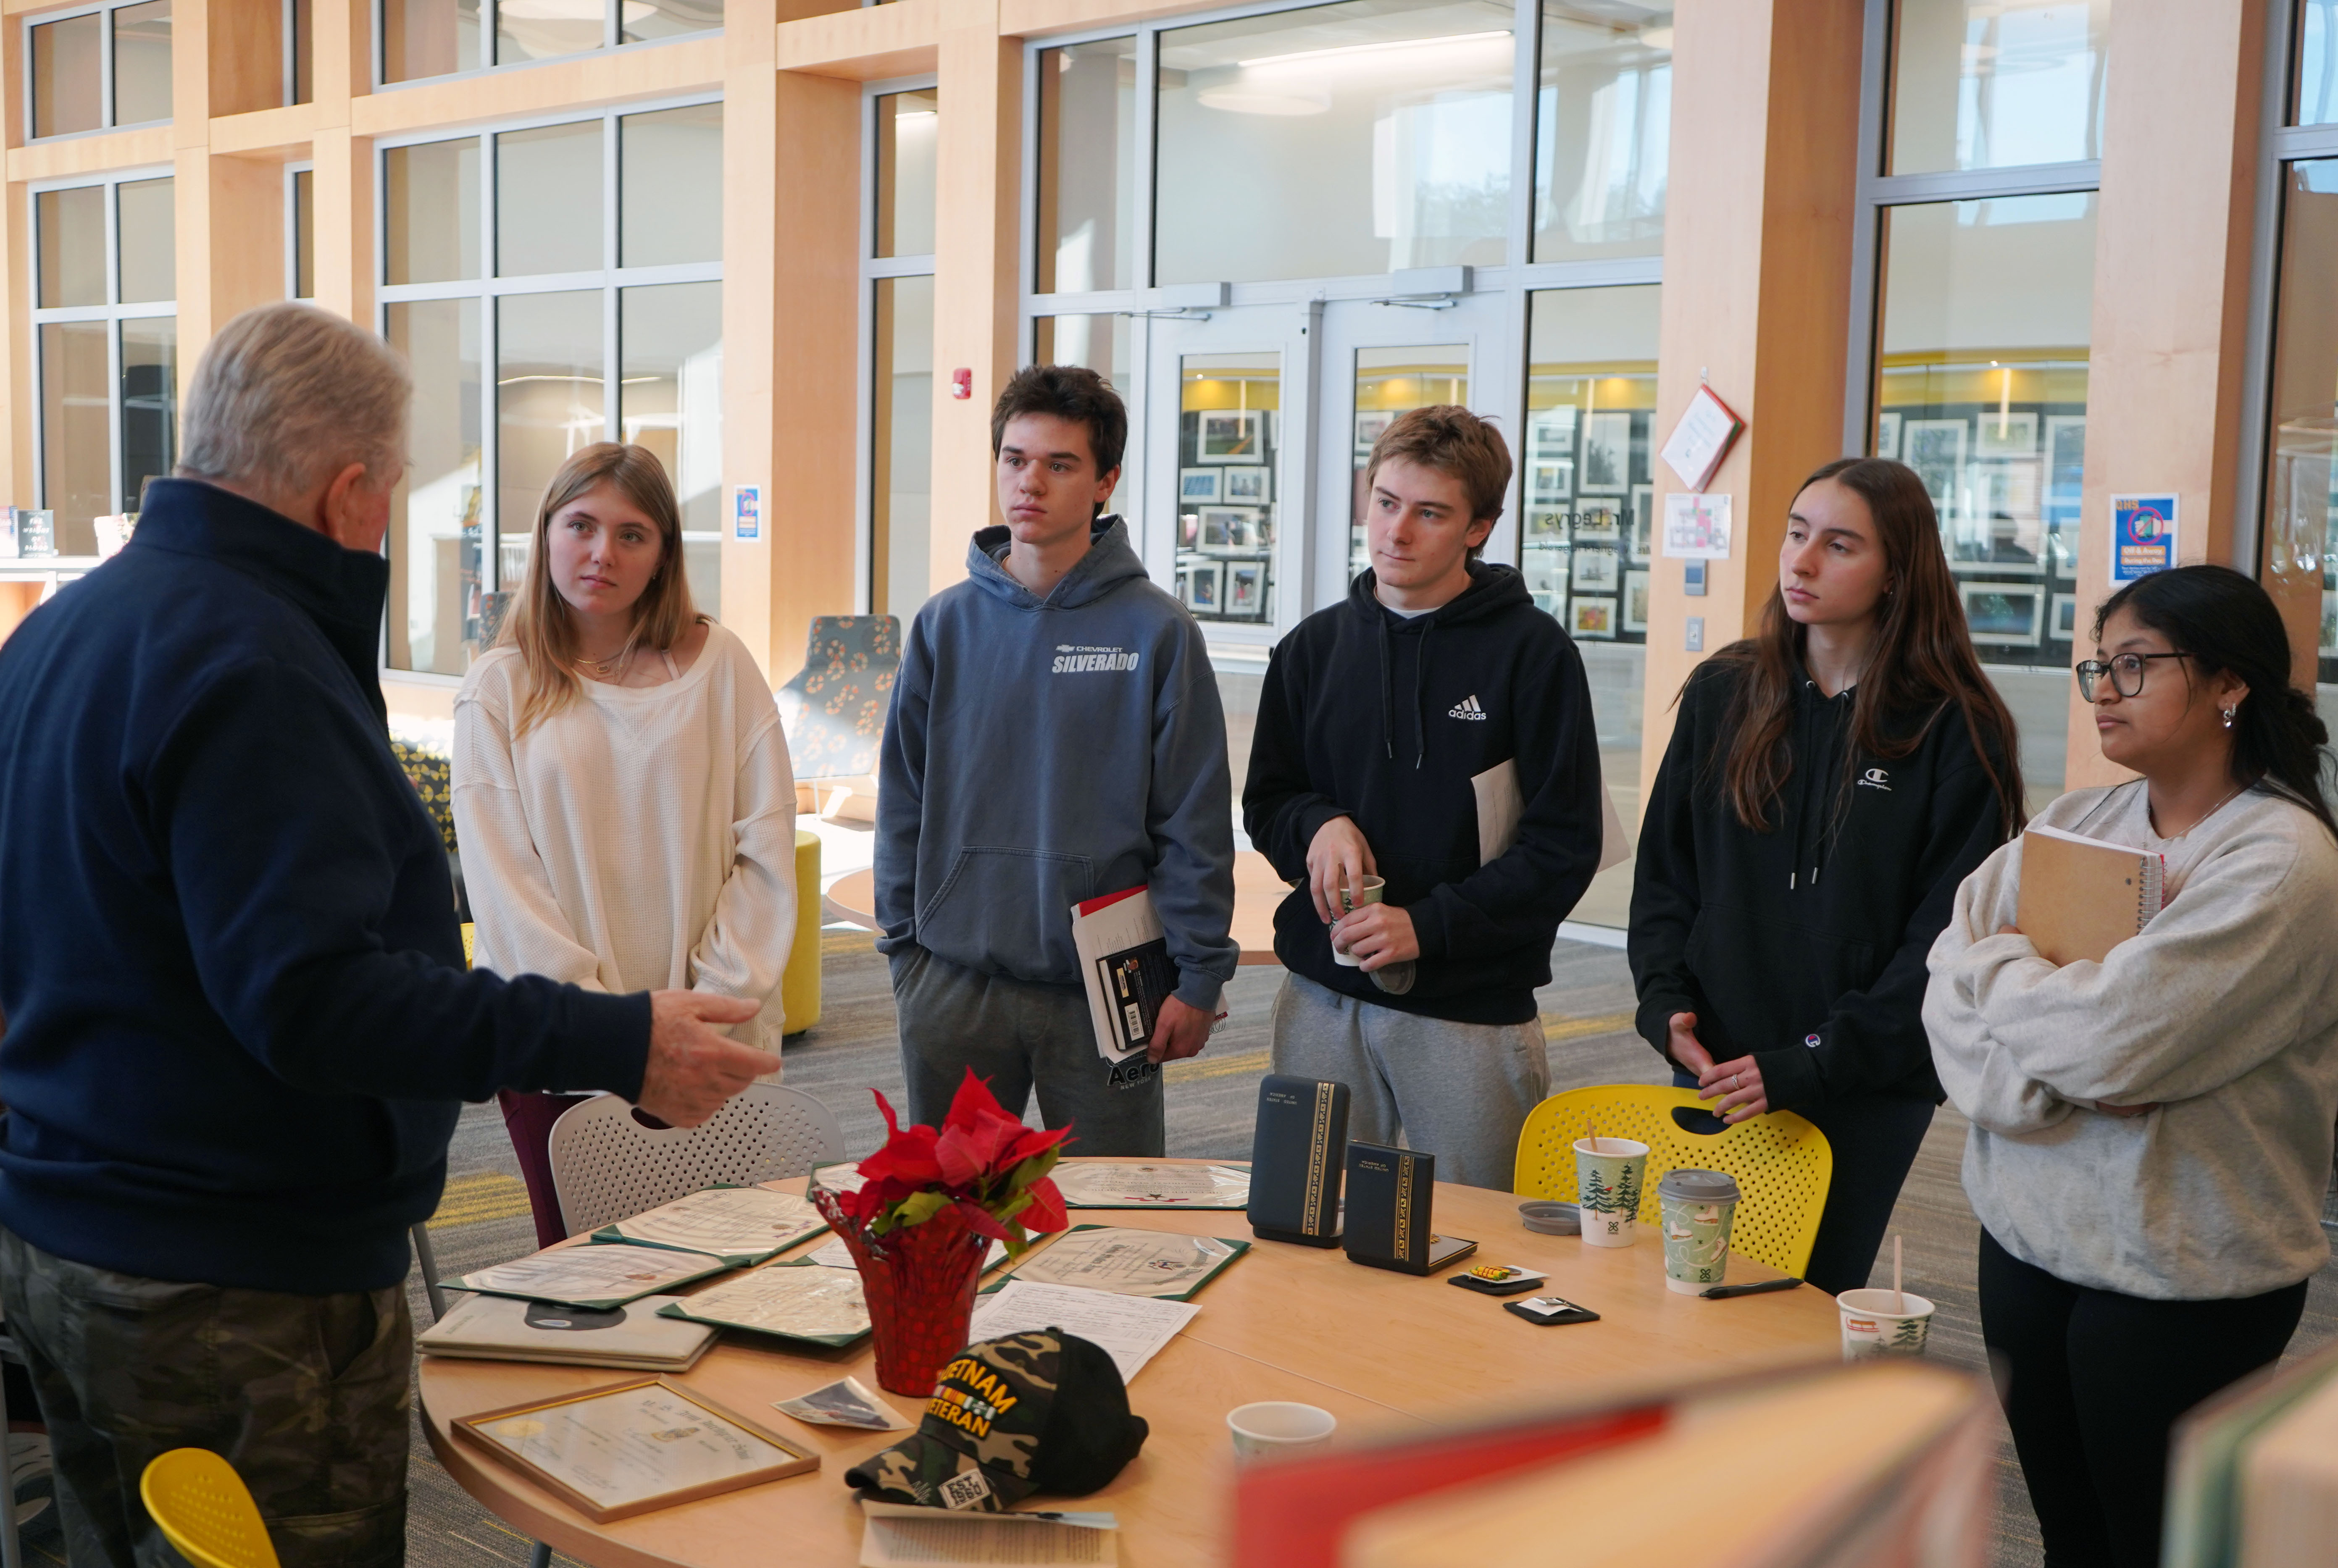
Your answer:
[1228,1402,1337,1462]
[1572,1137,1649,1248]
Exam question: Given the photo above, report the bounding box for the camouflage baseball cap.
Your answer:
[844,1329,1148,1513]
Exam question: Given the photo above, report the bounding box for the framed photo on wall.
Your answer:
[2050,593,2079,643]
[1526,510,1566,540]
[1960,580,2046,646]
[1629,484,1654,561]
[1353,410,1394,454]
[2324,590,2338,658]
[1570,598,1617,639]
[1179,468,1221,505]
[1624,570,1652,634]
[1199,410,1264,462]
[1179,559,1226,614]
[1973,410,2039,459]
[1572,504,1621,545]
[1875,410,1903,461]
[1223,466,1270,504]
[1224,558,1273,622]
[1529,406,1578,500]
[1580,412,1632,495]
[1572,549,1620,593]
[1198,507,1260,552]
[1904,419,1969,520]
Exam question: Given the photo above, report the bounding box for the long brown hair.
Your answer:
[501,442,700,735]
[1700,457,2026,836]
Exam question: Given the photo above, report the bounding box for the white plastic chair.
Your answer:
[547,1085,846,1238]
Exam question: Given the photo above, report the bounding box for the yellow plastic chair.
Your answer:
[780,829,821,1035]
[1514,1085,1833,1278]
[139,1449,279,1568]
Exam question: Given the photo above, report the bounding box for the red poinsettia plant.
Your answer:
[831,1068,1073,1255]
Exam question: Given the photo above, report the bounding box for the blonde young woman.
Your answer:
[453,443,798,1246]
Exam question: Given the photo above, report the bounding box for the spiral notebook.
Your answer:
[2015,823,2166,966]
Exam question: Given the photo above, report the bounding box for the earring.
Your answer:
[2222,707,2236,729]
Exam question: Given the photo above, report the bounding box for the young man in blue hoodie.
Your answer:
[876,365,1237,1153]
[1244,407,1605,1190]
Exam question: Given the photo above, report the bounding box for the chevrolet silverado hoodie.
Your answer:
[1243,564,1604,1025]
[874,517,1237,1013]
[1629,654,2017,1114]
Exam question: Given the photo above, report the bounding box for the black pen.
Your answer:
[1701,1276,1803,1299]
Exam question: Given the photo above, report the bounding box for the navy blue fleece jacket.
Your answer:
[0,479,649,1293]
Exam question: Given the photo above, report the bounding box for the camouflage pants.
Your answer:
[0,1227,411,1568]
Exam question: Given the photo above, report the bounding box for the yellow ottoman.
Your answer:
[781,829,822,1035]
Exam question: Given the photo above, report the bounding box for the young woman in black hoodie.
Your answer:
[1629,457,2025,1295]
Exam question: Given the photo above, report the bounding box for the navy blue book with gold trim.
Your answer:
[1248,1075,1347,1247]
[1343,1143,1476,1276]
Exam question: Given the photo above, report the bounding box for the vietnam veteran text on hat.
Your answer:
[844,1328,1148,1512]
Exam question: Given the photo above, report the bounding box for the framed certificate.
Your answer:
[455,1376,819,1522]
[993,1225,1248,1301]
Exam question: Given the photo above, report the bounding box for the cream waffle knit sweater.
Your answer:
[452,621,798,1062]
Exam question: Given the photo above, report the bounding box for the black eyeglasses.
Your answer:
[2073,651,2191,700]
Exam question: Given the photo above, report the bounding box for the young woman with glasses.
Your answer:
[1630,457,2026,1295]
[452,444,797,1247]
[1926,564,2338,1568]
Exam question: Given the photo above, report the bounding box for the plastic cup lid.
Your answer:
[1656,1168,1741,1204]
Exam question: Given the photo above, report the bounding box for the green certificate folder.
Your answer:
[988,1225,1249,1302]
[444,1242,734,1311]
[654,1261,872,1348]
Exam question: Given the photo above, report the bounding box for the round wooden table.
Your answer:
[419,1162,1840,1566]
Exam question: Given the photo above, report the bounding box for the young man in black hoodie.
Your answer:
[1243,407,1605,1189]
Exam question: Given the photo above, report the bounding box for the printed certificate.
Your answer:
[656,1262,872,1346]
[596,1187,826,1263]
[455,1376,817,1522]
[1052,1161,1251,1210]
[447,1243,731,1310]
[998,1227,1247,1302]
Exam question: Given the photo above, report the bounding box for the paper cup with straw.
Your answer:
[1572,1137,1648,1248]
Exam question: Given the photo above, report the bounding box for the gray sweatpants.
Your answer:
[1270,972,1550,1191]
[892,945,1166,1156]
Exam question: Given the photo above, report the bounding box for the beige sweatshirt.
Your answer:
[452,622,798,1062]
[1924,782,2338,1300]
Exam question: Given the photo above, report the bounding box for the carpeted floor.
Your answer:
[295,931,2338,1566]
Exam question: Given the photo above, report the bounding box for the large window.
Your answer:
[869,85,938,622]
[1524,284,1658,926]
[27,0,172,139]
[1851,0,2106,811]
[2258,3,2338,719]
[1534,3,1672,262]
[380,100,723,678]
[379,0,719,83]
[31,172,177,554]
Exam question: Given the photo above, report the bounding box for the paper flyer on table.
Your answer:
[596,1186,826,1263]
[965,1282,1197,1385]
[860,1501,1118,1567]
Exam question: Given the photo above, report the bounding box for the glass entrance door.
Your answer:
[1144,305,1312,646]
[1313,294,1510,611]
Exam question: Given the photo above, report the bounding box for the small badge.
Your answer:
[1504,1294,1602,1326]
[1449,1262,1547,1296]
[937,1468,994,1510]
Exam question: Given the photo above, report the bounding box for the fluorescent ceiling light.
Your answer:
[1236,29,1511,69]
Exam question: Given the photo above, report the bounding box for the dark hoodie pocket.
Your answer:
[916,847,1096,980]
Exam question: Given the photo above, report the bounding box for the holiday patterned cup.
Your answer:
[1572,1137,1649,1248]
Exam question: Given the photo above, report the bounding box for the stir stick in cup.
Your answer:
[1893,1235,1904,1313]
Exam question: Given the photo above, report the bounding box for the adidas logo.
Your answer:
[1448,695,1488,721]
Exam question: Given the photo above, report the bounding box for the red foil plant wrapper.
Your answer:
[810,1068,1073,1394]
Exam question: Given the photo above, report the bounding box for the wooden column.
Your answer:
[309,0,371,326]
[1637,0,1865,801]
[2066,0,2269,787]
[726,2,862,685]
[926,0,1020,597]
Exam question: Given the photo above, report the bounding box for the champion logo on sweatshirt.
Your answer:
[1448,695,1489,721]
[1051,644,1141,674]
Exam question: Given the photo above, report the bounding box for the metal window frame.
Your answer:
[26,164,180,532]
[2236,1,2338,579]
[20,0,185,144]
[372,0,715,92]
[860,73,941,616]
[1009,0,1673,624]
[284,161,314,298]
[372,91,723,674]
[1841,0,2104,462]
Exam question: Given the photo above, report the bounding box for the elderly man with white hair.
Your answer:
[0,302,775,1567]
